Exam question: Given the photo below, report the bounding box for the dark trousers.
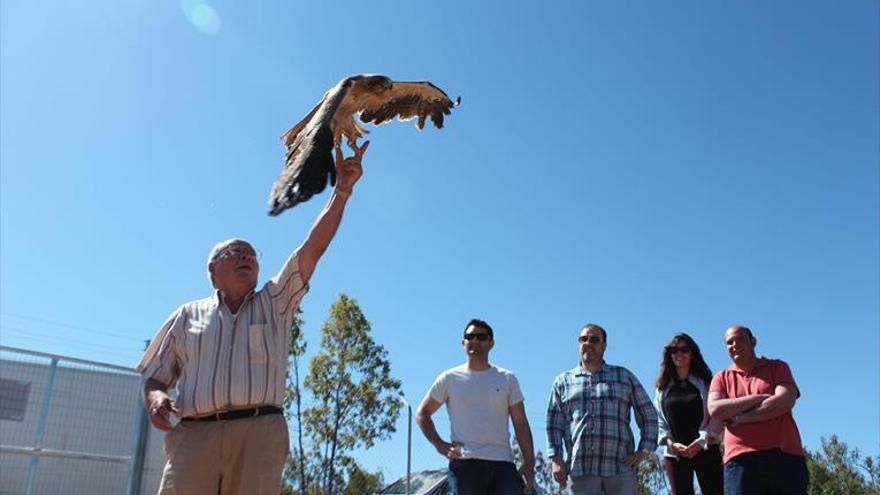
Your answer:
[662,445,723,495]
[447,459,523,495]
[724,449,808,495]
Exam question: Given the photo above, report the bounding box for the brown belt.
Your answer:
[181,406,283,422]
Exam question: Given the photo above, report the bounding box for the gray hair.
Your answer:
[206,238,250,287]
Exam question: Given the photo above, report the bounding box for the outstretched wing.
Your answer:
[268,78,355,216]
[358,81,459,130]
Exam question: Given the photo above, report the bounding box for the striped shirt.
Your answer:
[137,251,308,418]
[545,362,658,477]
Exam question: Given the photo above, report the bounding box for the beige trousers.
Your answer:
[158,413,288,495]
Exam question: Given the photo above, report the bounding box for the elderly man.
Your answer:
[707,325,808,495]
[545,323,658,495]
[137,142,368,494]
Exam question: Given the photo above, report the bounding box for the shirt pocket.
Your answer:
[183,324,208,370]
[248,324,271,365]
[597,382,629,405]
[609,382,630,403]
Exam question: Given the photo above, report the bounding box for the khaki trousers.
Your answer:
[159,413,288,495]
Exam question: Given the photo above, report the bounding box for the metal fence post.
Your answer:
[399,396,412,495]
[24,357,58,495]
[125,377,149,495]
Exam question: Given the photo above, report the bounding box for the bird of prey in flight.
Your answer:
[268,74,460,216]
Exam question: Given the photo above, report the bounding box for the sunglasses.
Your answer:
[578,335,602,344]
[666,345,691,354]
[464,333,491,342]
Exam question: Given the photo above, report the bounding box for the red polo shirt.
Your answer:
[709,358,804,463]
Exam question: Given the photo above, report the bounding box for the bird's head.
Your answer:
[354,74,393,93]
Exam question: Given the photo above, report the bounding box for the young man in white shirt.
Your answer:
[416,319,535,495]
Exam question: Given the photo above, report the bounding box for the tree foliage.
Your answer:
[533,451,565,495]
[282,294,401,495]
[637,453,668,495]
[806,435,880,495]
[342,462,384,495]
[284,308,311,493]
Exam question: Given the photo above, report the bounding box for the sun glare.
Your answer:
[180,0,221,35]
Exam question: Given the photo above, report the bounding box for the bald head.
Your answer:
[724,324,757,367]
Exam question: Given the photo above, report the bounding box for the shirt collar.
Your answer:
[213,289,257,311]
[574,361,607,376]
[727,356,769,374]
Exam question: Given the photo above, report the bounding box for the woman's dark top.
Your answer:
[662,378,703,445]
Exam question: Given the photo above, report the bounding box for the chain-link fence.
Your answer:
[0,346,165,495]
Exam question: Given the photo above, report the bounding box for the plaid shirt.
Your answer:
[545,362,658,477]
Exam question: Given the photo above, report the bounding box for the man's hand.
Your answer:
[146,390,179,432]
[433,440,464,460]
[334,140,367,194]
[622,450,651,469]
[518,464,535,493]
[550,455,568,487]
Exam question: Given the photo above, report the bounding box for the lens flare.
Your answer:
[181,0,221,35]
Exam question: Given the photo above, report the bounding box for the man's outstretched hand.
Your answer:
[334,140,367,194]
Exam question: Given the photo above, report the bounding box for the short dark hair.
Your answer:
[581,323,607,343]
[464,319,494,340]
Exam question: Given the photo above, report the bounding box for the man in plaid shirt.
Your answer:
[545,323,658,495]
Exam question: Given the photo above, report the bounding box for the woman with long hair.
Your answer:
[653,333,723,495]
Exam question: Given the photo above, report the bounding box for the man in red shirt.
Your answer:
[707,325,808,495]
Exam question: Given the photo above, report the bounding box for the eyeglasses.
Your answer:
[578,335,602,344]
[216,246,261,261]
[666,345,691,354]
[464,333,491,342]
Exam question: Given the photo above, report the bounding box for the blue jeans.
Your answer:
[724,449,808,495]
[447,459,523,495]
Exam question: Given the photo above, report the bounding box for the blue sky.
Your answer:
[2,0,877,482]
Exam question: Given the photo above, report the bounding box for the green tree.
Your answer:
[283,308,312,495]
[807,435,880,495]
[342,462,384,495]
[637,453,668,495]
[303,293,402,495]
[533,451,565,495]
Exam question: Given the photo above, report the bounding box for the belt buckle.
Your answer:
[214,410,227,421]
[253,407,261,418]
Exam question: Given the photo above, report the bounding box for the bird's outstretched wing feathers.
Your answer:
[268,76,458,216]
[269,79,354,216]
[358,81,459,130]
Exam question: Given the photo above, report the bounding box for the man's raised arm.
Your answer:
[297,141,367,283]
